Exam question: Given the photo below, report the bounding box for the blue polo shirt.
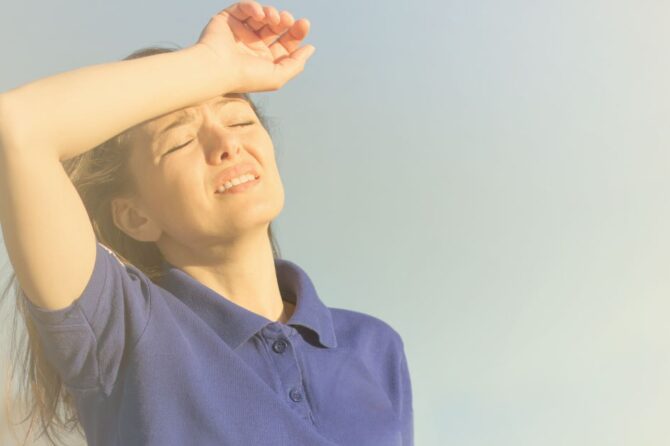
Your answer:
[23,241,414,445]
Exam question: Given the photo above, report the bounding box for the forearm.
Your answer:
[0,44,233,161]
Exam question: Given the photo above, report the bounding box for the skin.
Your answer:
[110,92,295,323]
[110,0,310,323]
[0,1,315,314]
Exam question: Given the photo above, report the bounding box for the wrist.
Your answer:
[188,43,241,94]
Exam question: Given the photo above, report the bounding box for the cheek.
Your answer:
[256,135,278,168]
[141,173,197,217]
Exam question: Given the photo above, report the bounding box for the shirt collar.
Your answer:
[156,257,338,351]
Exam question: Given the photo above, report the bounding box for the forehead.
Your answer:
[142,93,251,135]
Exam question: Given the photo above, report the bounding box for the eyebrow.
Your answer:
[156,96,246,138]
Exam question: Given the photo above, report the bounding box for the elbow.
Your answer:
[0,92,22,154]
[0,93,14,158]
[0,91,41,161]
[0,91,65,163]
[0,93,9,148]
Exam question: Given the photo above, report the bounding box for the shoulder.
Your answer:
[98,241,125,266]
[329,307,405,351]
[328,307,409,401]
[96,241,153,288]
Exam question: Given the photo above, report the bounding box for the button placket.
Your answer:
[261,323,313,421]
[272,338,287,354]
[289,387,303,402]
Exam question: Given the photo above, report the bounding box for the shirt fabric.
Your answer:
[23,241,414,446]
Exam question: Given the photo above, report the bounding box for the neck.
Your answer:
[159,225,293,323]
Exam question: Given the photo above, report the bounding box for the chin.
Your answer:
[264,184,285,219]
[245,199,284,229]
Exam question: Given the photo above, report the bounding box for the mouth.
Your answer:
[213,162,260,194]
[214,174,261,194]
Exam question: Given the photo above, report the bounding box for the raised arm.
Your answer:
[0,1,314,162]
[0,45,228,163]
[0,1,314,310]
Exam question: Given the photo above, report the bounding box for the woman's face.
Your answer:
[116,93,284,247]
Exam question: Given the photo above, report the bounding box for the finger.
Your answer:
[245,17,265,32]
[267,11,295,37]
[271,18,310,59]
[263,5,281,25]
[226,13,263,45]
[255,10,297,50]
[222,1,265,22]
[243,5,279,31]
[245,7,289,34]
[242,7,291,50]
[275,44,316,80]
[258,26,281,49]
[276,10,295,31]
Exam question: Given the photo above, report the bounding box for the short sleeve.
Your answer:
[22,241,152,396]
[397,338,414,446]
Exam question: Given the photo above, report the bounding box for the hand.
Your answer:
[195,1,316,93]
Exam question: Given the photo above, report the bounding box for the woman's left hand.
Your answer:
[195,1,316,94]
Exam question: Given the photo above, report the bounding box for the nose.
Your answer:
[199,111,242,164]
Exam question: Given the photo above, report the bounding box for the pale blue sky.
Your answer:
[1,1,669,445]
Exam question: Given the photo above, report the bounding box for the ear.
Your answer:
[110,196,162,242]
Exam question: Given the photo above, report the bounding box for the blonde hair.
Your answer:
[1,45,281,445]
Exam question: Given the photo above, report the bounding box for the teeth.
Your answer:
[216,173,256,193]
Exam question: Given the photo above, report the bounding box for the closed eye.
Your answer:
[164,139,193,155]
[162,122,256,156]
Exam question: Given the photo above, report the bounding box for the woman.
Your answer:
[0,2,413,445]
